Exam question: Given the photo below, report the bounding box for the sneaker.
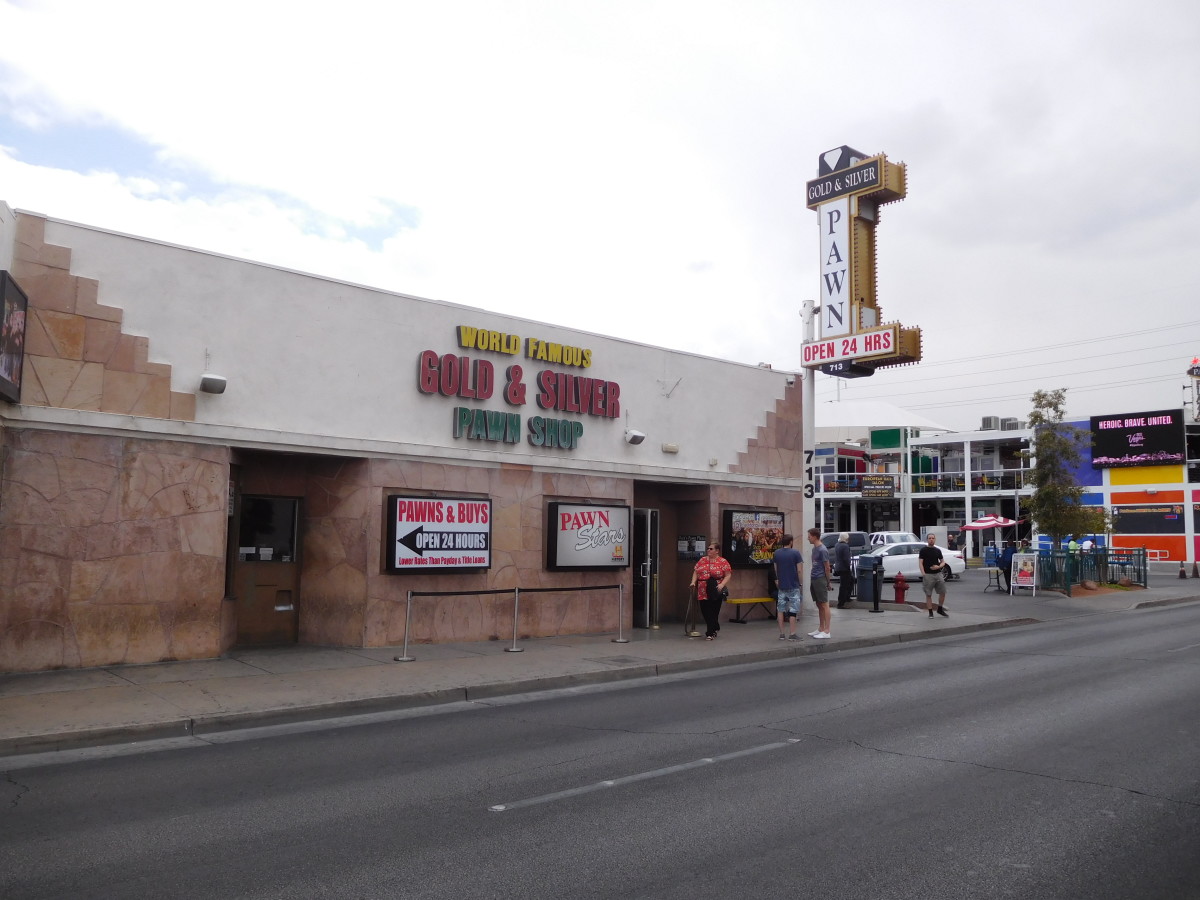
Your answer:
[937,607,949,617]
[808,630,822,637]
[812,632,831,639]
[788,634,800,641]
[778,633,788,640]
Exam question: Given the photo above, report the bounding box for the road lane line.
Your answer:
[488,739,800,812]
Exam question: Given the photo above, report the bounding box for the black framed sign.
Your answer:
[546,502,630,570]
[0,272,29,404]
[721,509,785,569]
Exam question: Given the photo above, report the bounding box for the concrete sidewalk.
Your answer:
[3,579,1198,759]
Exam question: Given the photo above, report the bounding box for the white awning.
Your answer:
[815,399,951,443]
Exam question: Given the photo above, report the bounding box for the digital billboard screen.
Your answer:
[1090,409,1185,468]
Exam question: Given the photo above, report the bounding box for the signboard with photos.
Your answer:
[1012,552,1038,596]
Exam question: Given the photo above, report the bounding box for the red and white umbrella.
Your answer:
[961,515,1019,531]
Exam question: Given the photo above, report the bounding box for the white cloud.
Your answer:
[0,0,1197,429]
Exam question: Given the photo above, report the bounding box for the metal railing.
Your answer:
[911,470,1035,493]
[817,469,1035,494]
[1035,548,1148,596]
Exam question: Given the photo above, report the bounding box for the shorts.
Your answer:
[922,573,947,598]
[776,588,801,616]
[809,578,830,606]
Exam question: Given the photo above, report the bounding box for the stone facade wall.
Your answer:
[362,460,635,646]
[0,429,229,672]
[10,213,196,420]
[730,382,804,478]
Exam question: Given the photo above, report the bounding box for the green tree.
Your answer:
[1025,389,1101,544]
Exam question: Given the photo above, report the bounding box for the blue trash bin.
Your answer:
[855,555,880,604]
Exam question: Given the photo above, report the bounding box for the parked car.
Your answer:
[869,531,920,545]
[819,531,870,557]
[865,542,965,580]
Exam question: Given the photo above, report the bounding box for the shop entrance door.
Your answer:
[632,508,659,628]
[233,496,301,646]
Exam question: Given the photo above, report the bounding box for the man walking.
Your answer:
[918,533,949,618]
[805,528,833,639]
[773,534,803,641]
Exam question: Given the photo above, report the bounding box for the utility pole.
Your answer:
[801,299,817,599]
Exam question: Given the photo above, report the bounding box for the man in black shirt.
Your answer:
[918,534,949,618]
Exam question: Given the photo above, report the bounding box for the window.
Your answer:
[237,496,299,562]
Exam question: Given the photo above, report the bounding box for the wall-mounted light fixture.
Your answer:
[661,442,679,454]
[624,429,646,445]
[199,373,227,394]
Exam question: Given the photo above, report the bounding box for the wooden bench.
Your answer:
[726,597,776,623]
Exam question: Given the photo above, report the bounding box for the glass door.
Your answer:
[632,508,659,628]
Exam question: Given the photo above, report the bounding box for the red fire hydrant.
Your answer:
[893,571,909,604]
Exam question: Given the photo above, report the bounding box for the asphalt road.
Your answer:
[3,603,1199,900]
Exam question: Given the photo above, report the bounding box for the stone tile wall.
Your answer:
[0,429,229,672]
[360,460,635,646]
[730,381,804,478]
[10,214,196,420]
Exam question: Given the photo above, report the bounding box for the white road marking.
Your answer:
[489,738,801,812]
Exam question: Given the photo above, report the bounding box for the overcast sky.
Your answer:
[1,0,1197,432]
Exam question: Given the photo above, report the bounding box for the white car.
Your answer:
[864,542,965,580]
[869,531,920,545]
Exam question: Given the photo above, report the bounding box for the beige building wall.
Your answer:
[0,207,805,672]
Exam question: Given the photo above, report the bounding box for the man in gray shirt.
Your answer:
[806,528,833,639]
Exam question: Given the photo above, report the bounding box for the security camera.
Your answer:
[624,429,646,445]
[785,375,796,386]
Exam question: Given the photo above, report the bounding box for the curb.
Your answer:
[1133,595,1200,610]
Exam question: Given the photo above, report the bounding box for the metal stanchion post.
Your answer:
[394,590,416,661]
[684,584,701,637]
[612,583,629,643]
[505,588,524,652]
[870,565,883,613]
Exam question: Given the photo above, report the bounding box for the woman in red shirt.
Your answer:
[691,542,733,640]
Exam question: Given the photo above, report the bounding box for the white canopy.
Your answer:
[814,399,952,443]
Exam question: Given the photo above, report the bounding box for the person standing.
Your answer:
[998,541,1015,592]
[805,528,833,639]
[773,534,804,641]
[918,533,949,618]
[691,541,732,641]
[833,532,855,609]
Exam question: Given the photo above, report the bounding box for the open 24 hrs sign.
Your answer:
[800,324,898,368]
